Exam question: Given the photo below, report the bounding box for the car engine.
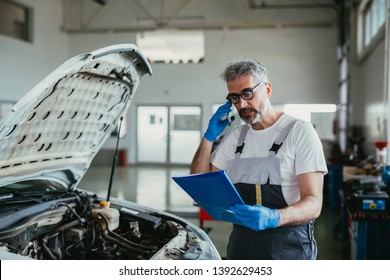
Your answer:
[0,190,189,260]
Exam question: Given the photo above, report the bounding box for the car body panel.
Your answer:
[0,44,151,191]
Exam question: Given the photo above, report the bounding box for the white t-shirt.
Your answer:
[210,114,328,205]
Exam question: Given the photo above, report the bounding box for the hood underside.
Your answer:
[0,44,152,190]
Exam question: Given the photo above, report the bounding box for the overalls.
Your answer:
[226,120,317,260]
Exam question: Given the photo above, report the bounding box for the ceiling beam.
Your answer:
[61,19,336,34]
[247,0,339,11]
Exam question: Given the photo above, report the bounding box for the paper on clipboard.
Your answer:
[172,170,245,225]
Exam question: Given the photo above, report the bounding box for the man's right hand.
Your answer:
[204,101,235,142]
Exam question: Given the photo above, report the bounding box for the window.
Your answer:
[278,104,337,141]
[136,30,205,64]
[0,0,32,42]
[357,0,387,55]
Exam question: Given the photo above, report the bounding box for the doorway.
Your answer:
[137,105,201,164]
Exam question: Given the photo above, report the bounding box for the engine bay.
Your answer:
[0,190,188,260]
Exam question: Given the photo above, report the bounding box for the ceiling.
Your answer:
[61,0,341,33]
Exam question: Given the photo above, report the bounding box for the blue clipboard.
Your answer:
[172,170,245,225]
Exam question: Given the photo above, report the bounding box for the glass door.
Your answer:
[169,106,201,164]
[137,105,201,164]
[137,106,168,163]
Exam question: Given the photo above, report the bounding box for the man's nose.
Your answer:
[237,97,248,108]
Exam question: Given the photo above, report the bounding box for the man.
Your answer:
[190,59,327,260]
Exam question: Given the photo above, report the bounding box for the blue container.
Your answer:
[328,165,343,210]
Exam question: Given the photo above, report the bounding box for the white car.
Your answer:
[0,44,220,260]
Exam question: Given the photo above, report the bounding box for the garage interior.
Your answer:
[1,0,390,260]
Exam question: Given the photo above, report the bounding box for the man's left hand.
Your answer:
[230,204,280,231]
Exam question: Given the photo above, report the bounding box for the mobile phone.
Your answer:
[220,112,232,126]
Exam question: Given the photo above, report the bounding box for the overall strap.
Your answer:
[234,124,250,158]
[268,118,297,156]
[233,117,298,158]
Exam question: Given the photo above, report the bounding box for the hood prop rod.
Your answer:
[106,116,123,202]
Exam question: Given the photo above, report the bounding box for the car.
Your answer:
[0,44,221,260]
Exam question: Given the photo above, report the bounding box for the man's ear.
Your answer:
[266,82,272,97]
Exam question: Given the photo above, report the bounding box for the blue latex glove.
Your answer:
[204,101,235,142]
[230,204,280,231]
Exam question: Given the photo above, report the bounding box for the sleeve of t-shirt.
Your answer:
[292,121,328,176]
[210,128,240,171]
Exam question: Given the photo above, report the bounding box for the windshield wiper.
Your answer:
[0,194,14,201]
[0,190,69,204]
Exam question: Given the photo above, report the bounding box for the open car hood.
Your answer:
[0,44,152,190]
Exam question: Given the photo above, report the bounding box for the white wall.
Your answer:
[0,0,68,102]
[69,27,339,163]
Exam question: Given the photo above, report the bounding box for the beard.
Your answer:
[239,106,263,125]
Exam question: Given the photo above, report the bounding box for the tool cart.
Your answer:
[343,175,390,259]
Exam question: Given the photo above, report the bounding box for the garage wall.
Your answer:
[1,1,388,166]
[69,28,339,105]
[69,27,339,163]
[0,1,339,165]
[0,0,68,102]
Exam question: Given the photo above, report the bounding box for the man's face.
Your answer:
[227,75,268,125]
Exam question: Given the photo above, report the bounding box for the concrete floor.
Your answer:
[80,165,343,260]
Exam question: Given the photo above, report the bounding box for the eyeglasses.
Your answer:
[226,82,262,104]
